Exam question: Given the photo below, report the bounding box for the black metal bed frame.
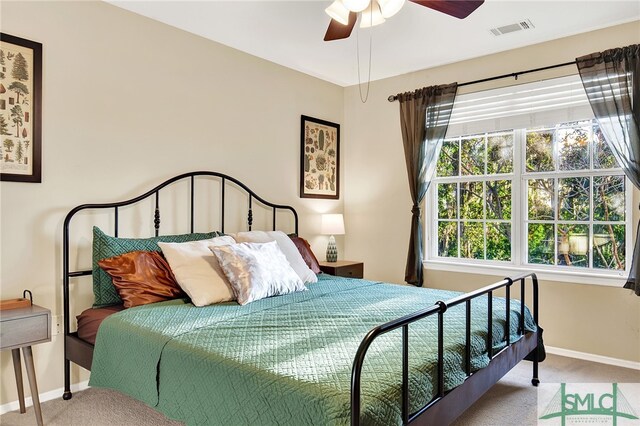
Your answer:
[62,171,540,425]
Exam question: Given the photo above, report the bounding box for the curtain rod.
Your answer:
[387,60,577,102]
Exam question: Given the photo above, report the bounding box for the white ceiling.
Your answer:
[106,1,640,87]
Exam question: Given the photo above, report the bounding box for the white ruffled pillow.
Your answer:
[158,236,236,307]
[233,231,318,284]
[210,241,306,305]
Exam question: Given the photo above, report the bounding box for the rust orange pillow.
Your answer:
[289,236,321,274]
[98,250,184,308]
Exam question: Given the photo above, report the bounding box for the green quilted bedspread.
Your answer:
[89,275,537,426]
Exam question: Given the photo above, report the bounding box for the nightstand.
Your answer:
[0,304,51,426]
[318,260,364,279]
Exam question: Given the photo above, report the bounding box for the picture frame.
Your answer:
[0,33,42,183]
[300,115,339,199]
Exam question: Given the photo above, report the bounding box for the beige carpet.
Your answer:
[1,354,638,426]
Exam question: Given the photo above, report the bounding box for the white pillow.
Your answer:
[158,236,236,307]
[210,241,306,305]
[233,231,318,284]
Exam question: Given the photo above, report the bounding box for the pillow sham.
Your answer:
[210,241,306,305]
[289,236,321,274]
[98,251,183,308]
[158,236,236,307]
[233,231,318,284]
[92,226,221,307]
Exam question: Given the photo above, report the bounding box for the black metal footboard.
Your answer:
[351,272,540,425]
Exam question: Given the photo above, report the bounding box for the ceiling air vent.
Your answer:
[490,19,535,36]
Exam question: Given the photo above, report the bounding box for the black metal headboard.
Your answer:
[61,171,298,388]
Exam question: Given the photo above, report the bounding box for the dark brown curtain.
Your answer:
[397,84,457,286]
[577,44,640,295]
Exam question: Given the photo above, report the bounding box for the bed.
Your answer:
[62,171,542,425]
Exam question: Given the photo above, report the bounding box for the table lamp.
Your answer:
[321,213,345,262]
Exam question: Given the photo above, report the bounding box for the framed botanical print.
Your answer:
[300,115,339,199]
[0,33,42,183]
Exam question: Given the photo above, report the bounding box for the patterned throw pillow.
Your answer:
[233,231,318,284]
[210,241,306,305]
[92,226,220,307]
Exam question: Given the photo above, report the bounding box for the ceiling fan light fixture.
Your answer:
[378,0,405,18]
[360,2,385,28]
[343,0,370,13]
[325,0,351,25]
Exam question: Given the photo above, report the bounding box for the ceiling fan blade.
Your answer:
[410,0,484,19]
[324,12,357,41]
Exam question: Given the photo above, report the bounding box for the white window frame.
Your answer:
[424,124,632,287]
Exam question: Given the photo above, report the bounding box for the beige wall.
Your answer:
[0,0,638,410]
[0,1,344,405]
[344,22,640,363]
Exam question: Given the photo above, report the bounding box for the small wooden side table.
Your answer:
[0,304,51,426]
[318,260,364,279]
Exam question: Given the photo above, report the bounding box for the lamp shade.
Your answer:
[378,0,405,18]
[325,0,351,25]
[360,2,385,28]
[321,214,345,235]
[343,0,370,13]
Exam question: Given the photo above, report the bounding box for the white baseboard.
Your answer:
[546,346,640,370]
[0,380,90,415]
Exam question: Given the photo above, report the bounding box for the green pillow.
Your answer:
[92,226,221,307]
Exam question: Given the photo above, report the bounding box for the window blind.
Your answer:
[446,74,595,138]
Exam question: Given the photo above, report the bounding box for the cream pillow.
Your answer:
[158,236,235,307]
[233,231,318,284]
[210,241,306,305]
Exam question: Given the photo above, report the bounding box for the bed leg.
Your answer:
[63,359,73,400]
[531,349,540,387]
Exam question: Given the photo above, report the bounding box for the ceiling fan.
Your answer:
[324,0,485,41]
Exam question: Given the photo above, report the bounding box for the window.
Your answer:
[524,122,626,271]
[427,76,630,281]
[436,131,514,261]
